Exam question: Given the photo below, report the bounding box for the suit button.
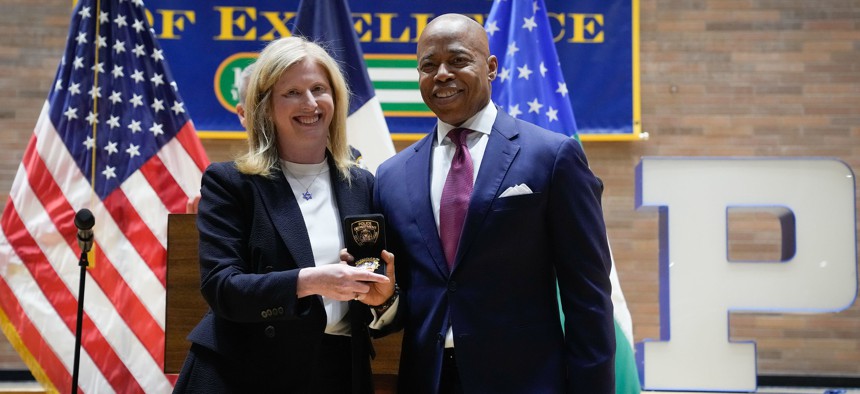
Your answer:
[264,265,274,273]
[448,281,457,292]
[264,325,275,338]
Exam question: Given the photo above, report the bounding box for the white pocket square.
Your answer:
[499,183,533,198]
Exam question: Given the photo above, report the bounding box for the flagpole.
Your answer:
[71,0,103,389]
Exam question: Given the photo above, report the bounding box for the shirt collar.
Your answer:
[435,101,497,146]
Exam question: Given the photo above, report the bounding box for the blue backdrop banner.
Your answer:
[144,0,640,141]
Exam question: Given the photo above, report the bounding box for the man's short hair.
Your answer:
[237,63,255,106]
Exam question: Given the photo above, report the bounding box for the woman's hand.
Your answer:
[296,262,389,301]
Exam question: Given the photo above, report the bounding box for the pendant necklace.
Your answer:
[284,164,325,201]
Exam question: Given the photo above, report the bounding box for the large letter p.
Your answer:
[636,158,857,392]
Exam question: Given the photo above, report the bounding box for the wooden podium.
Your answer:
[164,214,207,373]
[164,214,401,390]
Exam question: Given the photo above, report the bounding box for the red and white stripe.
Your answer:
[0,101,208,393]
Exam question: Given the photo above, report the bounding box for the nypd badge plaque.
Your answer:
[342,214,386,275]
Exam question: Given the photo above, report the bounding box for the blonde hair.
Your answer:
[235,36,352,180]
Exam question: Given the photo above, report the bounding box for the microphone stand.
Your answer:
[71,249,89,394]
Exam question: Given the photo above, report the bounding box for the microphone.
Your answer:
[74,209,95,253]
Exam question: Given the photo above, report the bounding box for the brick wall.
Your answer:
[0,0,857,379]
[593,0,860,377]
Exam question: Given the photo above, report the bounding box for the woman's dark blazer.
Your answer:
[177,154,376,393]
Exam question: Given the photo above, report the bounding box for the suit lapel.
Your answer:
[454,110,520,271]
[254,164,316,269]
[329,155,360,221]
[406,132,450,277]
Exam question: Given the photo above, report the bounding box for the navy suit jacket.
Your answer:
[374,109,615,393]
[183,155,375,393]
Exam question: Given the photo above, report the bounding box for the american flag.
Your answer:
[486,0,579,138]
[0,0,208,392]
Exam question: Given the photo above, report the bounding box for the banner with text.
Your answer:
[145,0,640,141]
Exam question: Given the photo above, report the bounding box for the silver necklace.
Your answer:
[284,164,325,201]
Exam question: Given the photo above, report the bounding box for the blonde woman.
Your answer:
[174,36,396,394]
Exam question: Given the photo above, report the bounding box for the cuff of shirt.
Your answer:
[368,297,399,330]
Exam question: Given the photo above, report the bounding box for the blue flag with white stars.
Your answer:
[486,0,579,139]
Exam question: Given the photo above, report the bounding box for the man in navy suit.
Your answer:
[373,13,615,393]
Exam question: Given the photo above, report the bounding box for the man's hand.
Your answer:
[339,249,396,306]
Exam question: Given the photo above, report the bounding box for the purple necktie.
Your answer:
[440,127,474,269]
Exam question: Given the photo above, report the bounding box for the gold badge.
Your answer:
[351,220,380,246]
[354,258,381,272]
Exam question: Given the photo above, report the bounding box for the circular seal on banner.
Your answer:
[213,52,258,114]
